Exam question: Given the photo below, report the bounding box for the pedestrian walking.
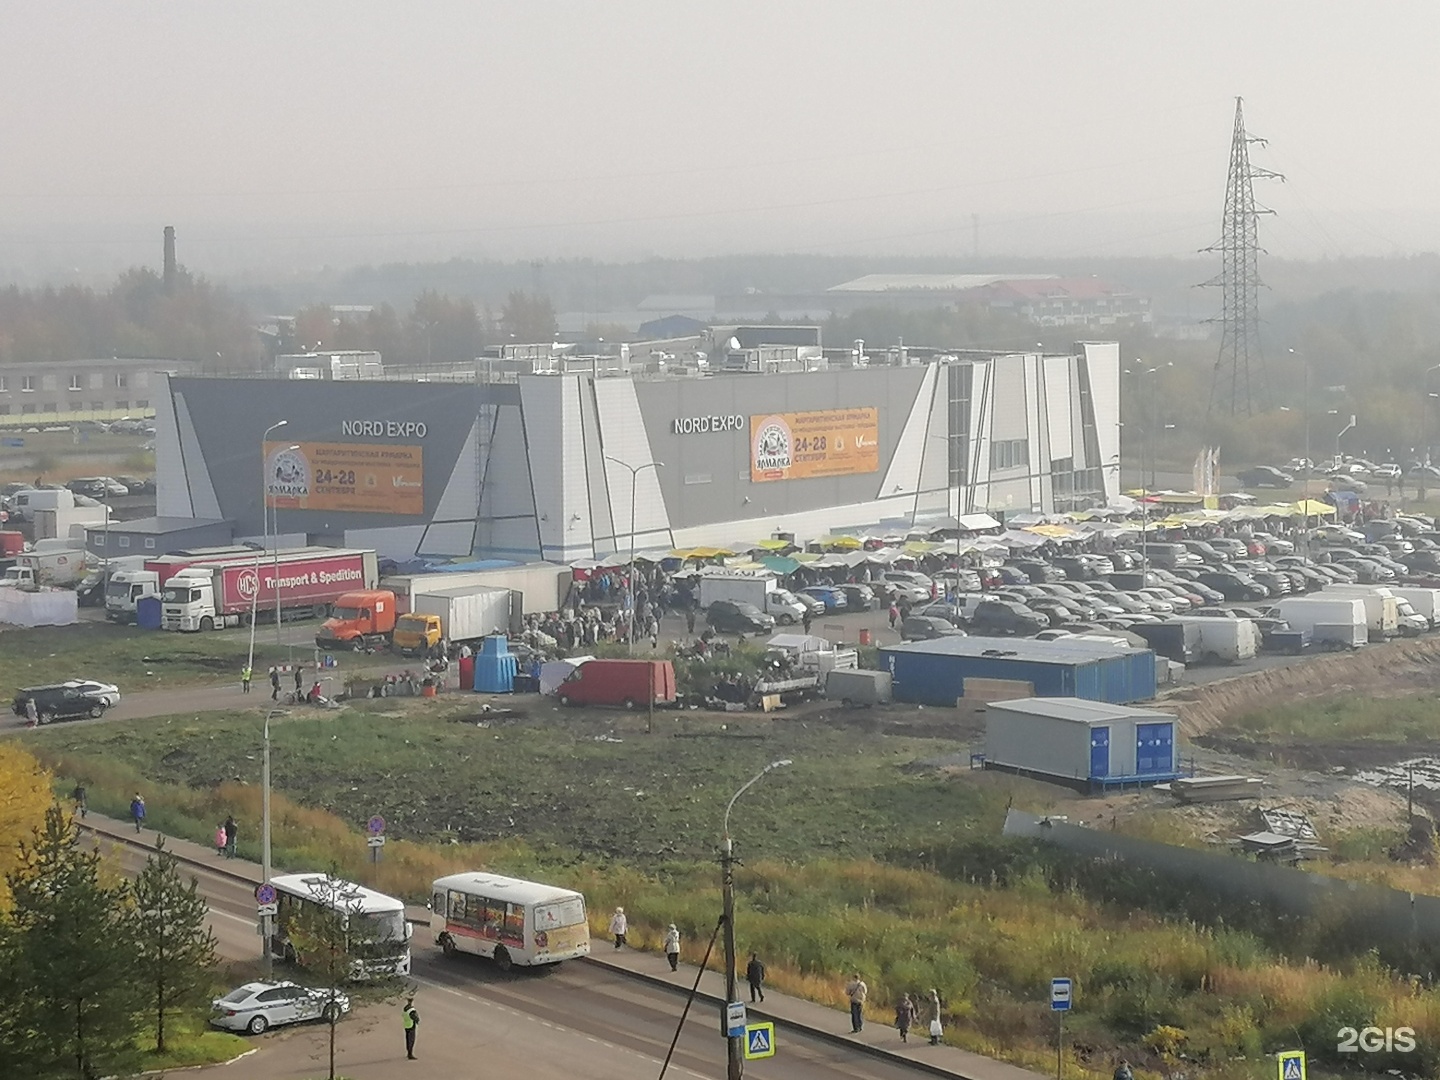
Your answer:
[71,781,88,819]
[609,907,628,949]
[24,697,38,727]
[130,793,146,833]
[214,823,227,855]
[1113,1061,1134,1080]
[746,953,766,1002]
[241,664,252,694]
[927,988,943,1045]
[663,924,680,971]
[686,607,696,635]
[888,602,899,630]
[401,996,420,1060]
[895,993,916,1043]
[269,667,280,701]
[294,666,304,697]
[802,608,813,634]
[223,814,237,858]
[845,972,868,1033]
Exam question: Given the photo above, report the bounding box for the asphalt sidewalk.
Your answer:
[82,812,1044,1080]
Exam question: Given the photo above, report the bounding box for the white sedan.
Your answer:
[68,680,120,708]
[211,980,350,1035]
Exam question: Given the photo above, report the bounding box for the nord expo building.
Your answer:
[155,342,1120,562]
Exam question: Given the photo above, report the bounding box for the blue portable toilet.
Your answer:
[473,635,517,693]
[135,596,163,630]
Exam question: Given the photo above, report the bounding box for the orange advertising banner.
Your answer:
[749,408,879,483]
[264,441,424,515]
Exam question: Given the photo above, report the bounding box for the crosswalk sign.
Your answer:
[1278,1050,1306,1080]
[744,1022,776,1060]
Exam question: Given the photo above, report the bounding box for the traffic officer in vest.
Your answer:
[402,996,419,1060]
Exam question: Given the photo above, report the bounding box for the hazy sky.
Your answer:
[3,1,1438,275]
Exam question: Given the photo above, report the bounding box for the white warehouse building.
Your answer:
[154,342,1121,563]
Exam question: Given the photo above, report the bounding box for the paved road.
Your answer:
[94,817,1035,1080]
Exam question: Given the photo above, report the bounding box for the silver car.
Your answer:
[211,980,350,1035]
[68,680,120,708]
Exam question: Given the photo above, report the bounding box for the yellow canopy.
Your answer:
[1292,499,1336,516]
[670,546,736,560]
[819,535,864,550]
[752,538,792,551]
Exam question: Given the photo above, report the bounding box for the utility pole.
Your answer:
[721,760,792,1080]
[604,455,663,657]
[1202,97,1284,419]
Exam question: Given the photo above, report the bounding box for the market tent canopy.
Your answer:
[1292,499,1337,516]
[670,546,736,559]
[758,555,801,575]
[752,538,793,551]
[817,535,864,550]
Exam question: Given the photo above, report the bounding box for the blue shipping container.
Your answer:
[878,638,1156,707]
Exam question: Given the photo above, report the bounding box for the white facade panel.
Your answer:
[1081,341,1121,488]
[591,378,671,553]
[878,363,940,504]
[155,384,192,518]
[1042,356,1074,457]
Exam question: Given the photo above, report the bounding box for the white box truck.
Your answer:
[698,573,807,624]
[1393,587,1440,630]
[0,546,90,589]
[1268,596,1368,649]
[1171,616,1259,664]
[1319,586,1400,641]
[401,585,514,654]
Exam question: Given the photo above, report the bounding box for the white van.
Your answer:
[8,488,74,523]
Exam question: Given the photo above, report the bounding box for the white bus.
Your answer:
[430,872,590,970]
[269,873,412,978]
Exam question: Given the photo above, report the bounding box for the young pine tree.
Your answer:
[130,836,219,1054]
[1,805,144,1079]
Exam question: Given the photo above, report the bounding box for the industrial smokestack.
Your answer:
[163,225,176,293]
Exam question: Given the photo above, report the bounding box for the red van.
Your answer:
[555,660,677,709]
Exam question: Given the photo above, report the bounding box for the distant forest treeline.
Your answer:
[5,252,1440,468]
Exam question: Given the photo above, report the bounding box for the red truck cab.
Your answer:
[555,660,677,709]
[315,589,398,651]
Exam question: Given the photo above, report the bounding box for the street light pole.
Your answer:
[261,708,278,975]
[604,455,663,655]
[255,421,288,664]
[721,759,792,1080]
[1424,364,1440,466]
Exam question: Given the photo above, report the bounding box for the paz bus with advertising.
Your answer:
[430,872,590,970]
[268,872,412,978]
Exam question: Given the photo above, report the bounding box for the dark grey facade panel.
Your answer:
[632,368,927,531]
[169,377,484,537]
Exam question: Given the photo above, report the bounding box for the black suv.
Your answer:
[12,684,107,723]
[970,600,1048,636]
[706,600,775,635]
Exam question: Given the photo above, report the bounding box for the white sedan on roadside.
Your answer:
[68,680,120,708]
[211,980,350,1035]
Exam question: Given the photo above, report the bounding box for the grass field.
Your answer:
[1224,696,1440,745]
[31,702,997,861]
[0,622,300,694]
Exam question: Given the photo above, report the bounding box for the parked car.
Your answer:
[839,584,875,611]
[1027,597,1085,627]
[113,474,156,496]
[1236,465,1294,488]
[1010,559,1064,583]
[1193,571,1269,601]
[211,980,350,1035]
[879,573,931,604]
[69,679,121,708]
[11,683,111,723]
[916,602,965,626]
[706,600,775,634]
[799,585,848,613]
[66,476,129,499]
[969,599,1047,636]
[1372,463,1403,481]
[901,615,967,641]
